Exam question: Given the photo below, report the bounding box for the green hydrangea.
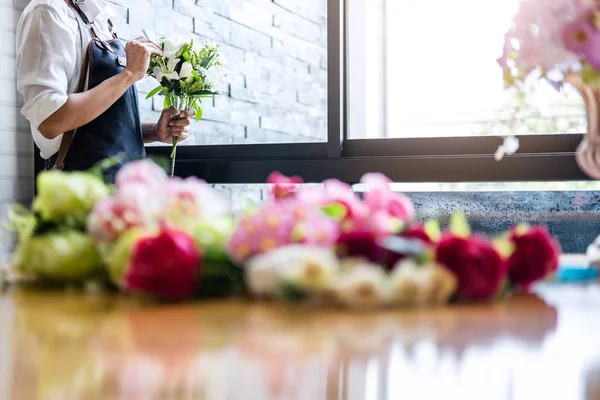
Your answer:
[33,170,110,226]
[14,229,105,282]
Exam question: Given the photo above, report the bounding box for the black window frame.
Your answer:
[34,0,590,184]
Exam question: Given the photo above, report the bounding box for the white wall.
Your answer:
[0,0,35,265]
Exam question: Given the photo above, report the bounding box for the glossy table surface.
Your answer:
[2,281,600,400]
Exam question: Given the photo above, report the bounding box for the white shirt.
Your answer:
[15,0,116,159]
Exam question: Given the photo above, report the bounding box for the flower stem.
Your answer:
[169,95,186,177]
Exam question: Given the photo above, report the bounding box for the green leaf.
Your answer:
[514,223,530,237]
[423,219,441,242]
[195,105,203,121]
[145,85,163,99]
[449,212,471,238]
[492,237,515,259]
[321,202,347,219]
[163,95,172,109]
[279,282,311,302]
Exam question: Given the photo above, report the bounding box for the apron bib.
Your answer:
[50,0,145,183]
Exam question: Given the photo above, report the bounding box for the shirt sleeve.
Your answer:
[16,4,78,131]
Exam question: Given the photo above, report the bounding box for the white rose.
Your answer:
[390,259,457,307]
[329,262,392,309]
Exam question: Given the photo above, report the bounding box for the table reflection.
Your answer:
[3,283,600,399]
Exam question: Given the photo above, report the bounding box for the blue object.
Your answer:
[556,265,599,282]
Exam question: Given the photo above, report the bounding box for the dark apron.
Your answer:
[48,1,145,183]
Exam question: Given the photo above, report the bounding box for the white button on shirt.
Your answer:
[15,0,116,159]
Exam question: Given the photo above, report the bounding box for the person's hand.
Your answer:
[155,107,196,144]
[124,37,162,82]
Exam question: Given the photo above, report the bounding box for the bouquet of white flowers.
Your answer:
[146,38,224,175]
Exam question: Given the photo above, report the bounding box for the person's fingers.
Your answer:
[169,118,191,127]
[137,37,162,50]
[179,109,196,119]
[169,126,189,134]
[163,106,180,117]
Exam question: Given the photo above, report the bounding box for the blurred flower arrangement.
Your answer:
[3,159,560,308]
[5,159,240,302]
[498,0,600,178]
[146,37,223,176]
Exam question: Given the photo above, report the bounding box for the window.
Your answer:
[348,0,586,140]
[31,0,591,185]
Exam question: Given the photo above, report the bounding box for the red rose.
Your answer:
[125,227,202,301]
[436,233,507,300]
[336,230,385,263]
[507,226,560,289]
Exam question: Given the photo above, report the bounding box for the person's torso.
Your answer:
[20,0,116,158]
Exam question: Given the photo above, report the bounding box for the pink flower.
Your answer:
[267,171,303,199]
[125,227,201,301]
[87,197,146,242]
[562,12,600,69]
[360,173,415,236]
[227,199,339,264]
[115,160,168,190]
[164,177,229,221]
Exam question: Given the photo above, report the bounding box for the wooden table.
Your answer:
[2,281,600,400]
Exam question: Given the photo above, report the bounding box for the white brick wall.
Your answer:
[1,0,34,264]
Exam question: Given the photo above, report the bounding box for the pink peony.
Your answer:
[125,227,201,301]
[115,159,169,190]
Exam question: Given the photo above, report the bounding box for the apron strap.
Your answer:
[53,0,94,171]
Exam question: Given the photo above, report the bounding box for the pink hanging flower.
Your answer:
[267,171,303,199]
[562,12,600,69]
[115,159,169,190]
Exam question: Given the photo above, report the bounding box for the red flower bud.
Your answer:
[507,226,560,289]
[436,233,507,301]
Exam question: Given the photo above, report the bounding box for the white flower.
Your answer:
[279,247,339,292]
[390,260,457,307]
[245,245,339,298]
[494,136,520,161]
[179,61,194,83]
[162,37,185,59]
[152,57,180,83]
[328,262,392,309]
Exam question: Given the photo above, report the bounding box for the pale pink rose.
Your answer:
[115,159,169,190]
[164,177,229,221]
[87,197,146,242]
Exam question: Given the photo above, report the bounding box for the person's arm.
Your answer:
[38,38,161,139]
[16,5,161,140]
[38,71,137,139]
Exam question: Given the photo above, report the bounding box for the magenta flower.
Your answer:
[267,171,303,199]
[125,227,201,301]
